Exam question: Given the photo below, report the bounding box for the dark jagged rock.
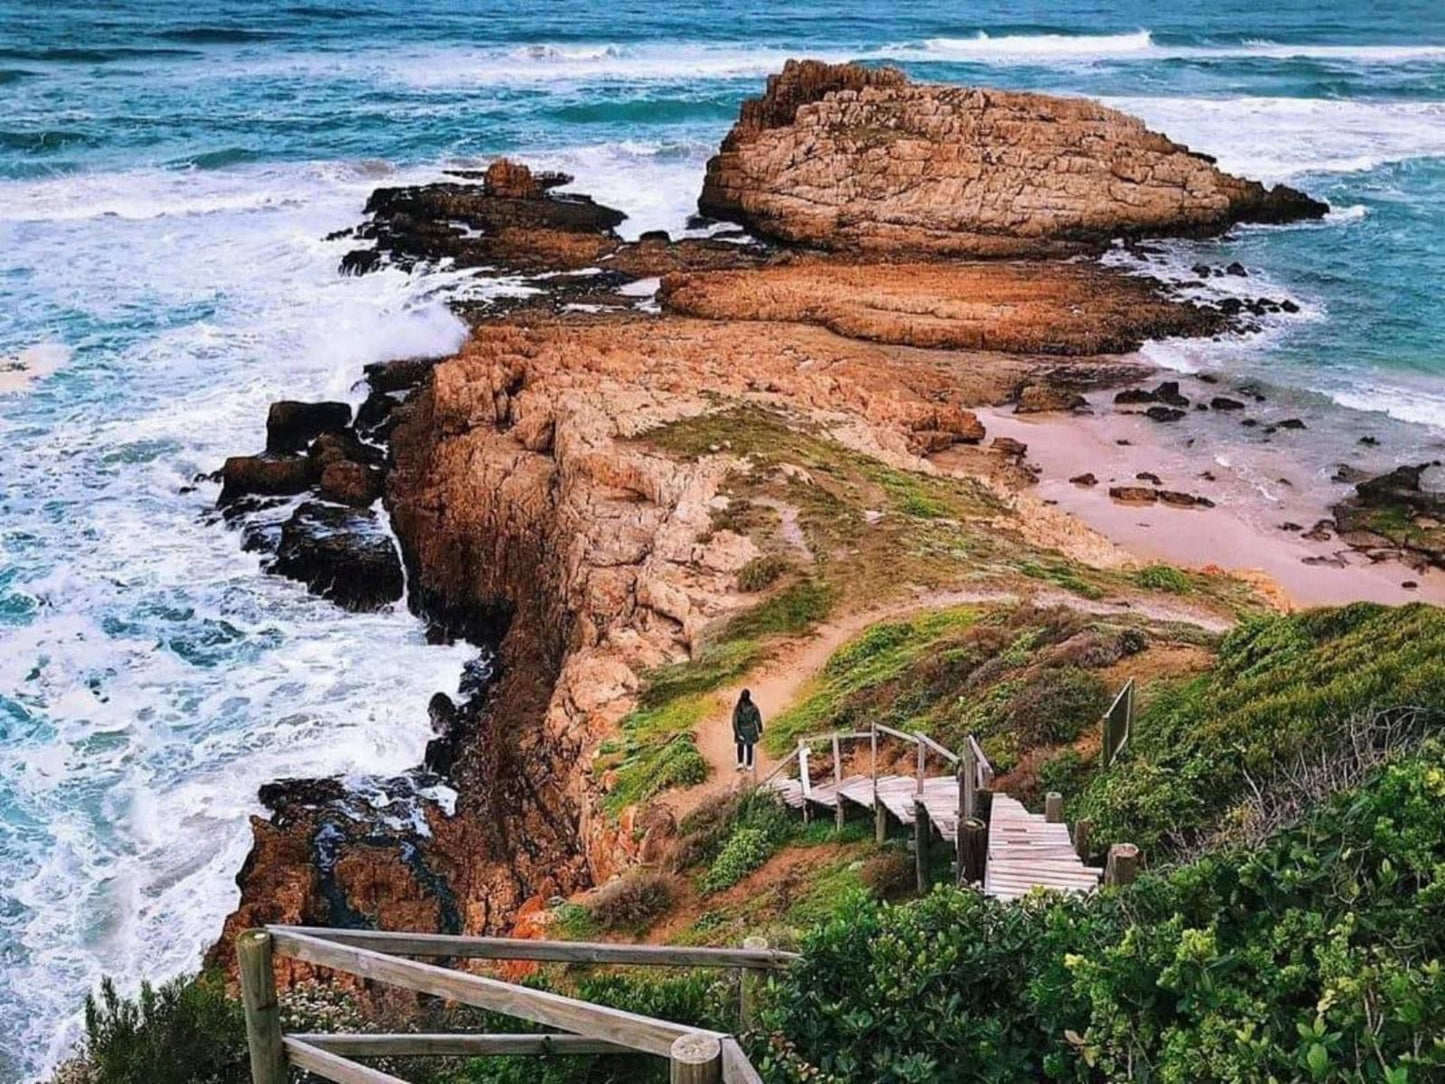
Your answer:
[1332,463,1445,568]
[1146,406,1186,423]
[319,460,385,507]
[1114,387,1158,405]
[267,401,353,454]
[1158,490,1216,509]
[342,159,627,275]
[273,501,404,611]
[218,454,316,504]
[1278,418,1307,430]
[1069,473,1098,487]
[1153,381,1190,408]
[1136,471,1162,485]
[1110,486,1158,504]
[1211,396,1245,411]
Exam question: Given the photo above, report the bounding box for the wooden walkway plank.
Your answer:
[984,796,1102,901]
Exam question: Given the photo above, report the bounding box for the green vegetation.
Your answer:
[1134,563,1195,594]
[766,602,1186,787]
[738,554,793,592]
[1075,602,1445,857]
[759,743,1445,1083]
[585,871,679,933]
[77,974,247,1084]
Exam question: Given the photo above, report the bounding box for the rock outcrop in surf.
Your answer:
[698,60,1328,255]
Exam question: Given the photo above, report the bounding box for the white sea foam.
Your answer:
[1097,96,1445,182]
[0,160,479,1080]
[888,30,1445,66]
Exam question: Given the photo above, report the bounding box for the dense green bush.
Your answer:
[80,974,247,1084]
[760,744,1445,1082]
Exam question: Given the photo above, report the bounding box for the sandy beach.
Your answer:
[975,382,1445,608]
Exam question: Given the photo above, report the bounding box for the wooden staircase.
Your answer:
[761,724,1104,901]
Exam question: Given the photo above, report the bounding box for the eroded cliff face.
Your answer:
[698,59,1327,255]
[210,61,1329,966]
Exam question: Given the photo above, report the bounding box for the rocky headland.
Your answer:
[206,62,1427,982]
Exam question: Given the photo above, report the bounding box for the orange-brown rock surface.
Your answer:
[658,258,1225,355]
[699,60,1327,255]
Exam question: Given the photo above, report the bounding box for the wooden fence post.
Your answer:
[954,760,967,884]
[832,733,845,831]
[958,817,987,886]
[915,737,925,795]
[872,723,886,844]
[914,797,931,893]
[1105,843,1140,887]
[738,936,767,1032]
[798,741,811,826]
[1073,817,1094,862]
[1044,792,1063,823]
[237,929,287,1084]
[670,1032,722,1084]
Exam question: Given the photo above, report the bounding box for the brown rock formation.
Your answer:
[699,60,1326,255]
[659,259,1225,356]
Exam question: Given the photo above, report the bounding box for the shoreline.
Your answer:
[974,390,1445,608]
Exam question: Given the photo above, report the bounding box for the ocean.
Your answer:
[2,0,1444,1078]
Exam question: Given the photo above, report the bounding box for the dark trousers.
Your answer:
[736,740,755,768]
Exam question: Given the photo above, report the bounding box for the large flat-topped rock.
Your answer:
[699,60,1327,256]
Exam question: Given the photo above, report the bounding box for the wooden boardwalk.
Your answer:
[982,795,1101,901]
[765,760,1102,901]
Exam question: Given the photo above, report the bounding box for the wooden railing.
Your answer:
[239,926,797,1084]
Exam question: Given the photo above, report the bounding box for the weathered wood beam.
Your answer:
[270,927,798,970]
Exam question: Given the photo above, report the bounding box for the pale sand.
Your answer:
[973,404,1445,608]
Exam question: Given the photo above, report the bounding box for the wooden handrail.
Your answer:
[915,732,960,765]
[271,927,797,970]
[966,734,994,787]
[291,1034,631,1056]
[756,746,798,787]
[270,928,710,1057]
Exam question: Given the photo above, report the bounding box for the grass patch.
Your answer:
[1077,601,1445,857]
[1134,562,1194,594]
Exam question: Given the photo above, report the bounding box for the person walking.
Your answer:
[732,688,763,771]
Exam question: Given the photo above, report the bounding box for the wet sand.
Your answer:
[972,397,1445,609]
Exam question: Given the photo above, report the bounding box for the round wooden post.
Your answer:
[670,1032,722,1084]
[913,796,932,893]
[738,936,767,1032]
[959,817,987,886]
[237,929,286,1084]
[1044,792,1064,823]
[832,734,845,831]
[872,724,886,844]
[1073,816,1094,861]
[1105,843,1141,887]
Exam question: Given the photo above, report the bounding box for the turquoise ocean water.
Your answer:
[3,1,1445,1077]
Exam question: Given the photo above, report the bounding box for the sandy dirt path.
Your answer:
[661,586,1235,820]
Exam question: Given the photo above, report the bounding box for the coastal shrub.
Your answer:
[1134,563,1193,594]
[724,577,836,640]
[1075,602,1445,856]
[858,847,915,900]
[586,871,679,932]
[761,744,1445,1082]
[80,974,247,1084]
[1004,666,1110,747]
[703,827,778,893]
[738,554,792,592]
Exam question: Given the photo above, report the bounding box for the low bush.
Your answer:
[703,827,778,893]
[587,871,679,932]
[79,974,247,1084]
[738,554,792,592]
